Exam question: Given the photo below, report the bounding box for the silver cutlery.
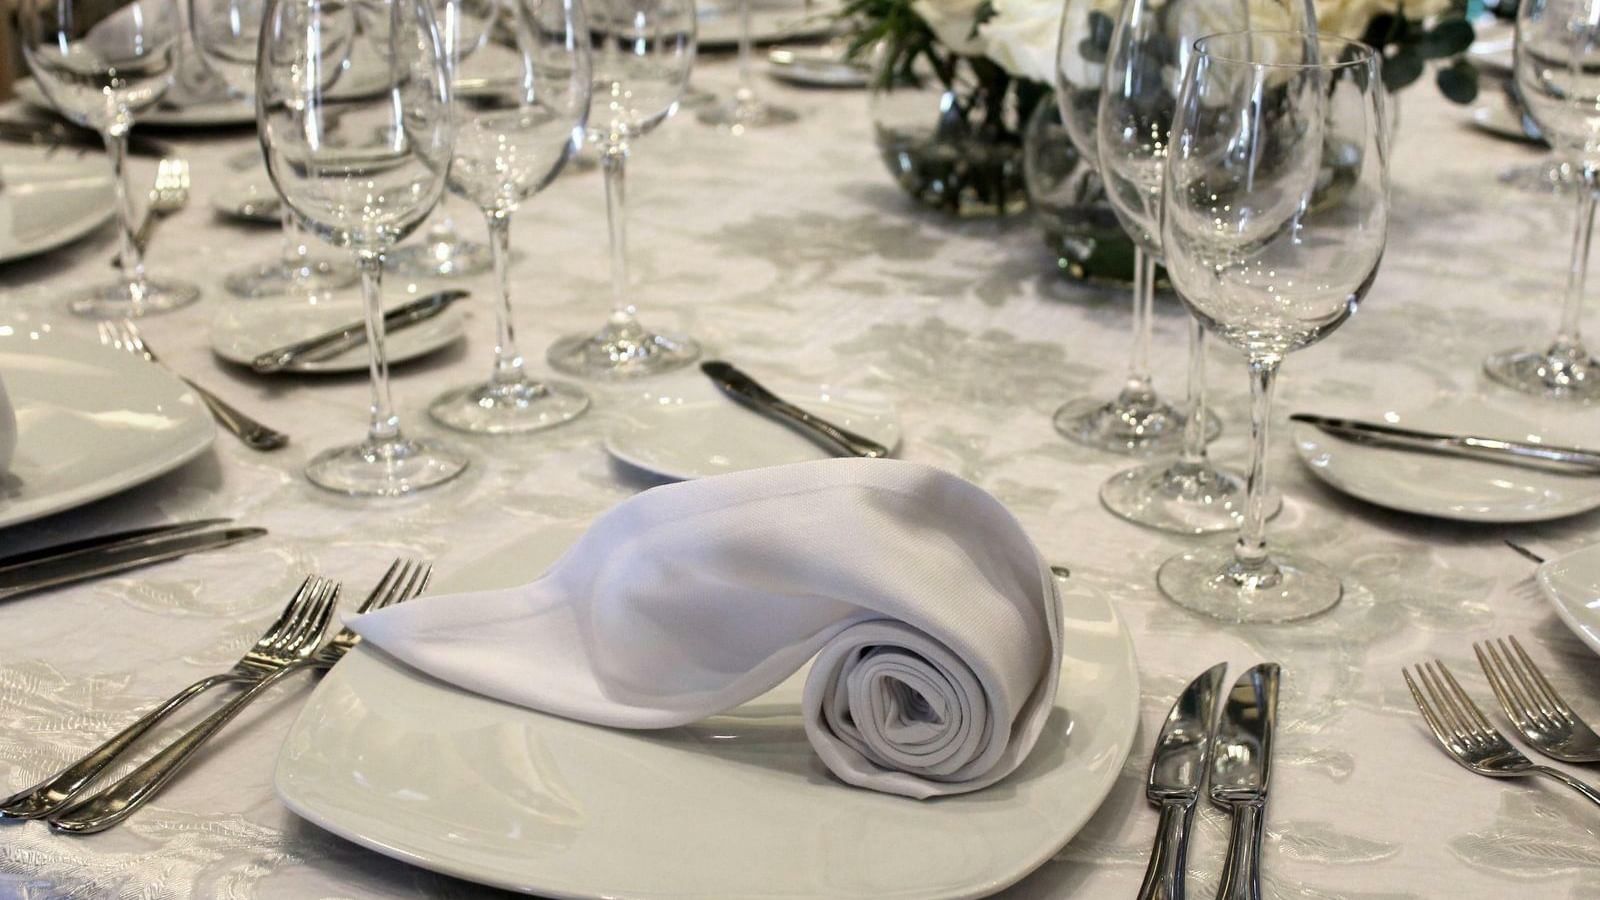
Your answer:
[110,159,190,266]
[1291,413,1600,476]
[701,360,890,459]
[0,520,265,604]
[249,290,468,373]
[1475,636,1600,763]
[1503,539,1547,564]
[1210,662,1280,900]
[0,576,337,819]
[51,560,429,834]
[1403,660,1600,810]
[98,320,290,452]
[1138,662,1228,900]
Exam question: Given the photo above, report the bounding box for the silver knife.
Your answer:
[0,528,267,603]
[700,361,891,459]
[1139,662,1229,900]
[1210,663,1281,900]
[1291,413,1600,476]
[0,518,232,574]
[250,290,468,373]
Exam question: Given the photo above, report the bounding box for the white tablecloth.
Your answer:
[1,59,1597,899]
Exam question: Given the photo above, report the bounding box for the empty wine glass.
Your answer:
[191,0,358,301]
[427,0,594,433]
[20,0,201,317]
[546,0,699,379]
[1157,32,1390,623]
[697,0,798,131]
[1093,0,1299,533]
[1484,0,1600,401]
[385,0,500,279]
[258,0,467,495]
[1052,0,1184,453]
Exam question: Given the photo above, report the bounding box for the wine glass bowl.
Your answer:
[1156,31,1390,623]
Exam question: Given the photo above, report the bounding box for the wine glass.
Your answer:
[258,0,468,496]
[191,0,359,302]
[1093,0,1299,533]
[1157,31,1390,623]
[427,0,594,433]
[1052,0,1184,453]
[1484,0,1600,401]
[696,0,798,131]
[20,0,201,317]
[385,0,501,279]
[545,0,699,379]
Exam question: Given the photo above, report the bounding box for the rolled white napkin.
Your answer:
[350,458,1062,799]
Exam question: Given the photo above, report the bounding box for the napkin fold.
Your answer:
[349,459,1062,799]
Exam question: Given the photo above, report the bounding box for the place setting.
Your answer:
[8,0,1600,894]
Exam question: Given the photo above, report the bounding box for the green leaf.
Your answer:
[1418,18,1476,59]
[1383,46,1425,91]
[1436,58,1480,103]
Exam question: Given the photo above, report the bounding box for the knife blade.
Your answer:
[250,290,468,373]
[1138,662,1228,900]
[700,361,891,459]
[1291,413,1600,476]
[0,528,267,603]
[0,518,232,574]
[1210,662,1281,900]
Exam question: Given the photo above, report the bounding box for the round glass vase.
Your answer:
[868,44,1042,217]
[1021,95,1142,284]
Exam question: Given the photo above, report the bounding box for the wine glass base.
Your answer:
[223,258,358,300]
[1484,348,1600,402]
[429,379,590,435]
[546,325,701,380]
[1100,459,1279,535]
[1498,159,1576,196]
[1052,396,1220,455]
[385,239,494,279]
[697,99,800,131]
[305,435,469,497]
[1157,546,1342,624]
[67,278,201,319]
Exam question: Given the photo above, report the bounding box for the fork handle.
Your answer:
[48,661,318,834]
[180,377,289,452]
[0,672,245,820]
[1535,766,1600,810]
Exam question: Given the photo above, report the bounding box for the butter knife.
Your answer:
[0,528,267,603]
[251,290,467,373]
[700,361,890,459]
[1210,663,1281,900]
[0,518,232,574]
[1291,413,1600,476]
[1139,662,1228,900]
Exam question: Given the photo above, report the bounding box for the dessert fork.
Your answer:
[1475,635,1600,763]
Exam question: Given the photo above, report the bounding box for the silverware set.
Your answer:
[1138,662,1280,900]
[1405,636,1600,810]
[0,558,430,833]
[0,519,266,603]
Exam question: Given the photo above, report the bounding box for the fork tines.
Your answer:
[1474,635,1600,763]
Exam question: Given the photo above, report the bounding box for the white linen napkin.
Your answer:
[349,458,1062,799]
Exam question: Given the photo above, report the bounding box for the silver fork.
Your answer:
[1403,660,1600,810]
[1474,636,1600,763]
[98,320,290,452]
[110,158,190,266]
[0,576,338,820]
[50,559,431,834]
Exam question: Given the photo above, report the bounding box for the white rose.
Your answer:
[912,0,989,56]
[979,0,1062,82]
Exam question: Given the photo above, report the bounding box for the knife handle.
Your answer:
[768,399,887,459]
[1215,801,1264,900]
[1137,799,1195,900]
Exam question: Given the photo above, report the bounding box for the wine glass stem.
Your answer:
[484,209,526,389]
[602,141,636,329]
[1554,166,1598,356]
[105,128,146,292]
[1235,356,1280,572]
[357,251,401,444]
[736,0,754,103]
[280,206,305,267]
[1121,247,1156,405]
[1179,316,1209,466]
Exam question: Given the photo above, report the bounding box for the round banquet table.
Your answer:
[1,57,1597,900]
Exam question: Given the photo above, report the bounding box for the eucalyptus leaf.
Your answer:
[1419,18,1475,59]
[1383,46,1425,91]
[1436,58,1479,104]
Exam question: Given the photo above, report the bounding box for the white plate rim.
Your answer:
[208,306,467,374]
[0,327,216,529]
[1291,421,1600,524]
[1537,545,1600,658]
[0,160,116,265]
[274,530,1140,899]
